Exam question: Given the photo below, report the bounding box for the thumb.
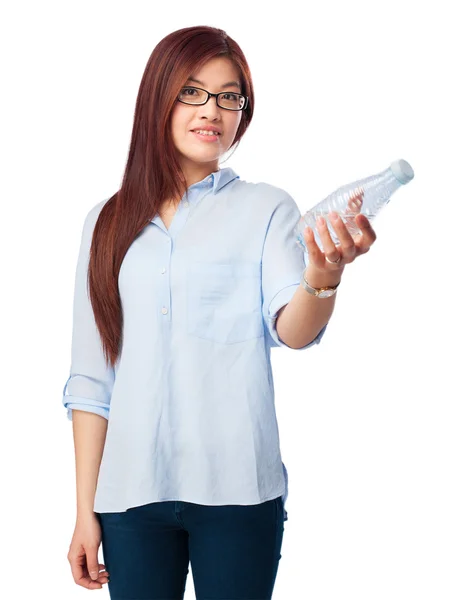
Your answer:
[85,548,100,580]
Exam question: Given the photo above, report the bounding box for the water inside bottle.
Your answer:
[295,187,365,252]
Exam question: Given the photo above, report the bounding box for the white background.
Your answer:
[1,1,468,598]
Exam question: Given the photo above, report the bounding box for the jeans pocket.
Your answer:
[186,261,263,344]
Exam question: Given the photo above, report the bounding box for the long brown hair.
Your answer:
[87,26,255,369]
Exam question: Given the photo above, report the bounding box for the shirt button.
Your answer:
[161,307,168,315]
[161,267,166,274]
[183,200,189,207]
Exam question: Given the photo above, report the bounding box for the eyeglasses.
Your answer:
[177,86,249,111]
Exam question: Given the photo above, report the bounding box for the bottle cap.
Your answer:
[390,159,414,184]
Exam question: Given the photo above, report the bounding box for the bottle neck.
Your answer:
[364,167,403,196]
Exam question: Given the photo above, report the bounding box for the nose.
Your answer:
[198,94,222,119]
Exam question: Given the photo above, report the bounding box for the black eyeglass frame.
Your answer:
[177,86,249,111]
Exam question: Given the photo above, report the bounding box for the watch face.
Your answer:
[318,289,335,298]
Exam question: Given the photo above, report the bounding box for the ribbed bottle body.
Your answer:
[295,160,413,253]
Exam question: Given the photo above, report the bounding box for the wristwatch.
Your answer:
[301,267,340,298]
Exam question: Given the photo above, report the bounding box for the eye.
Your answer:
[181,87,198,96]
[222,93,238,101]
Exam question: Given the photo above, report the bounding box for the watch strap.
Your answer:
[301,267,340,297]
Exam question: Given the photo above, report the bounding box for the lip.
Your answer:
[190,126,222,134]
[190,130,222,142]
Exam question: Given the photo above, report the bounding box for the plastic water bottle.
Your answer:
[294,159,414,253]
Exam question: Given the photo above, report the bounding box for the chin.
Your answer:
[186,150,224,161]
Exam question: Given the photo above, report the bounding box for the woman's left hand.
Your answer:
[303,209,377,286]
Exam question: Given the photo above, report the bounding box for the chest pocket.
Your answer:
[186,261,263,344]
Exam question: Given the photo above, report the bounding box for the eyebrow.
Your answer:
[186,77,241,90]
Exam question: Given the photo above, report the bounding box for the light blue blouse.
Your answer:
[62,166,327,521]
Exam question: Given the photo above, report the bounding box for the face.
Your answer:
[170,56,244,188]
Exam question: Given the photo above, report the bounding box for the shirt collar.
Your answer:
[189,166,240,195]
[148,167,240,225]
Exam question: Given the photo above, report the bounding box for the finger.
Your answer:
[328,212,356,259]
[70,553,103,589]
[96,565,109,583]
[303,224,319,247]
[96,563,110,583]
[86,549,101,581]
[355,214,377,253]
[96,574,110,585]
[303,225,322,264]
[316,216,342,269]
[316,215,342,263]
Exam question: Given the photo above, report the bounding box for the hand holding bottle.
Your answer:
[295,159,414,253]
[302,204,377,287]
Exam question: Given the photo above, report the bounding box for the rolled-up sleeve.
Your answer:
[62,200,115,420]
[261,187,328,350]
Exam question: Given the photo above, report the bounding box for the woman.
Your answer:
[63,25,376,599]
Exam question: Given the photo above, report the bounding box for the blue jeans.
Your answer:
[96,495,285,599]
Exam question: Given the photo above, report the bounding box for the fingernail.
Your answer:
[330,212,339,221]
[316,216,325,227]
[90,571,98,580]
